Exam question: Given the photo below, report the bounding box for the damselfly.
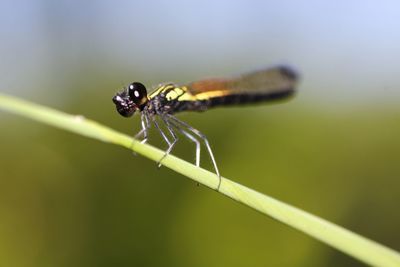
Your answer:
[112,66,298,187]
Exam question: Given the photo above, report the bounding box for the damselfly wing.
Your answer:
[187,66,297,105]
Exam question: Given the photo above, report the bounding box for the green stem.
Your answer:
[0,93,399,267]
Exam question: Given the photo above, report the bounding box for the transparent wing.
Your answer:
[186,66,298,98]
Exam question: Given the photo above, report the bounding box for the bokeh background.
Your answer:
[1,1,400,266]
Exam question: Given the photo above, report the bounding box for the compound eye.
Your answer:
[128,82,147,105]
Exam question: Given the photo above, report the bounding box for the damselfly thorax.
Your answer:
[112,66,299,189]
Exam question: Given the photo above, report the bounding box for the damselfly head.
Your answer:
[112,82,148,117]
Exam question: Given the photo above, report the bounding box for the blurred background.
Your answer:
[1,0,399,266]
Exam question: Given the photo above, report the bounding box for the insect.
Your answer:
[112,66,298,188]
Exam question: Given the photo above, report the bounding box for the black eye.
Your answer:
[128,82,147,104]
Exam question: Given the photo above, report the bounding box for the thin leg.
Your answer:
[166,118,202,187]
[161,116,179,143]
[181,129,201,167]
[142,113,151,143]
[131,113,151,156]
[163,117,200,168]
[153,118,172,147]
[166,114,221,189]
[153,118,178,168]
[134,113,151,144]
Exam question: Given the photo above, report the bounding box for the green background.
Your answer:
[1,1,399,266]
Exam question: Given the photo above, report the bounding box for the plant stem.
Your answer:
[1,93,399,267]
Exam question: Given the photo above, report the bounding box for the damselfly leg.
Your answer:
[153,117,178,168]
[162,116,200,168]
[165,114,221,189]
[163,117,202,186]
[181,129,201,168]
[157,115,202,168]
[134,113,151,143]
[131,113,151,156]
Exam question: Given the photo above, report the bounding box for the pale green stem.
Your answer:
[0,93,399,267]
